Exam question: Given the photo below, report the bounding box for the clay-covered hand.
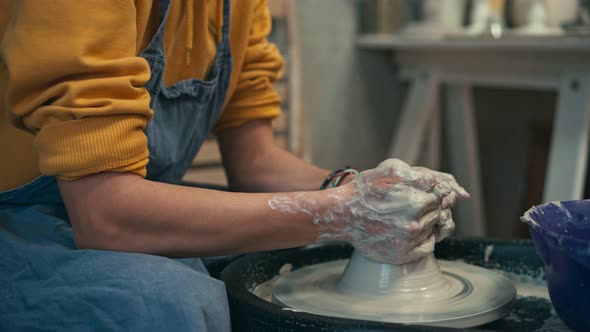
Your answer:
[318,159,469,264]
[408,165,471,241]
[267,159,469,265]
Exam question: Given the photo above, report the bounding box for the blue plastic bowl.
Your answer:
[522,200,590,332]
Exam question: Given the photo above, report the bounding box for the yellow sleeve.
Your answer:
[214,0,284,132]
[1,1,153,180]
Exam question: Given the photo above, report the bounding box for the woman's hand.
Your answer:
[269,159,470,265]
[324,159,469,264]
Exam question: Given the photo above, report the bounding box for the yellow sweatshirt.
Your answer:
[0,0,283,191]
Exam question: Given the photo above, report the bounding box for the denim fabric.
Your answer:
[143,0,232,184]
[0,0,233,330]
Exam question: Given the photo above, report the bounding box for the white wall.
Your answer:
[294,0,404,170]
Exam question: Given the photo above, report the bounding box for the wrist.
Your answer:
[313,184,355,239]
[337,172,357,186]
[320,167,360,190]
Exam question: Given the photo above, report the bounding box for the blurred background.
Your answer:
[185,0,590,240]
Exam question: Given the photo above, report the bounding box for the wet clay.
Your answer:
[243,240,569,332]
[268,159,470,264]
[271,251,516,328]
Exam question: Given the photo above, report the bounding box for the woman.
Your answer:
[0,1,468,331]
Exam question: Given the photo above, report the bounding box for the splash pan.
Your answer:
[272,251,516,328]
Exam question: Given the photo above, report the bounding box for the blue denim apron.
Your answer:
[0,0,232,330]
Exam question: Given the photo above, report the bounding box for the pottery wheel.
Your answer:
[272,251,516,328]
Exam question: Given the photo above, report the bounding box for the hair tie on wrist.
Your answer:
[332,168,359,188]
[320,166,359,190]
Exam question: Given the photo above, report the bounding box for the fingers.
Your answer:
[371,160,469,198]
[446,180,470,199]
[398,233,436,264]
[365,160,470,204]
[441,191,457,209]
[431,171,470,199]
[410,227,435,246]
[408,172,440,194]
[376,158,410,173]
[419,233,436,252]
[358,183,439,217]
[415,191,440,216]
[412,166,471,199]
[434,209,454,242]
[414,207,442,231]
[397,167,454,199]
[374,160,440,193]
[345,160,468,264]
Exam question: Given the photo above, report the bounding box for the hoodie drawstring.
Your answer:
[185,0,193,65]
[185,0,224,65]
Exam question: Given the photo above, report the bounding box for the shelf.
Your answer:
[357,34,590,52]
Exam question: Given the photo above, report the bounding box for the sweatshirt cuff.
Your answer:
[35,115,149,180]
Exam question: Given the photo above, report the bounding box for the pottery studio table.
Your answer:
[357,35,590,237]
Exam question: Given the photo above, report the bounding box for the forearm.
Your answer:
[59,172,320,256]
[233,143,329,192]
[219,119,329,192]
